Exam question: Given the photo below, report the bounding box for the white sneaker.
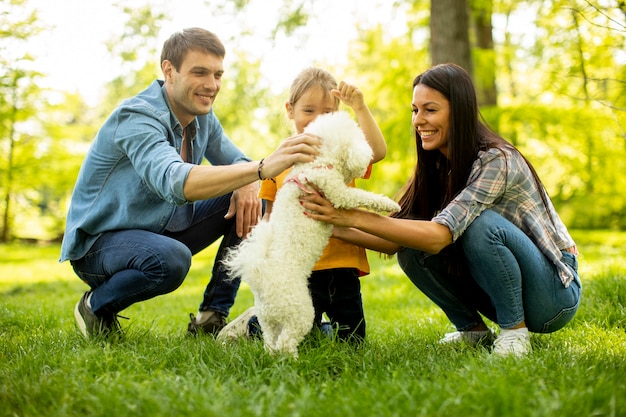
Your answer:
[440,329,495,347]
[493,327,531,356]
[216,307,256,342]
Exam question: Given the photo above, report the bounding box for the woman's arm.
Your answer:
[302,194,453,254]
[332,226,401,254]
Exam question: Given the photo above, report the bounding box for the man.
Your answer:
[61,28,320,339]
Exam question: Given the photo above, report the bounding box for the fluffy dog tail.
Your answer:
[222,220,273,284]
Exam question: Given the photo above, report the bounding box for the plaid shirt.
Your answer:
[433,146,576,287]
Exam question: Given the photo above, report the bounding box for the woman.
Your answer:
[301,63,581,356]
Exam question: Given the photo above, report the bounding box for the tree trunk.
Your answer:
[471,0,497,106]
[1,88,17,243]
[430,0,473,77]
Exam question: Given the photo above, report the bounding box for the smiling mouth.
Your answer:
[419,130,437,137]
[197,93,214,105]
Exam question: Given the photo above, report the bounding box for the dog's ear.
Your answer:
[304,111,373,179]
[321,111,372,180]
[344,133,373,178]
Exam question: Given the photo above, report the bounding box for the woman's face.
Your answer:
[286,86,337,134]
[412,84,450,157]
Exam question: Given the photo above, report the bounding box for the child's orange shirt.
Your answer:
[259,167,371,275]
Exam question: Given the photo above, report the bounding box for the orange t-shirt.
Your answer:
[259,167,372,275]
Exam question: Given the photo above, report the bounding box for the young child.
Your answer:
[218,67,387,343]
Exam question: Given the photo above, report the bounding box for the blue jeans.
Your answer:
[308,268,366,341]
[397,210,581,333]
[71,194,241,317]
[245,268,366,343]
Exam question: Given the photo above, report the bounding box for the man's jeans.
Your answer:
[397,210,581,333]
[71,193,240,317]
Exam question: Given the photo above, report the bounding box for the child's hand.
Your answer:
[331,81,366,111]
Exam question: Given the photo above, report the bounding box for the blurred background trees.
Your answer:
[1,0,624,242]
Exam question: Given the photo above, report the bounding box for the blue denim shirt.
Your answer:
[60,80,250,262]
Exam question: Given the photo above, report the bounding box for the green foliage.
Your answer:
[0,0,50,241]
[1,232,625,417]
[217,53,284,160]
[99,4,164,119]
[483,103,626,228]
[345,25,425,198]
[34,92,101,238]
[3,0,626,239]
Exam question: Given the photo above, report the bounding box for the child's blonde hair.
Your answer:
[287,67,339,108]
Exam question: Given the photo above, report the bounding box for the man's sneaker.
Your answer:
[216,307,256,342]
[187,311,226,336]
[493,327,531,356]
[439,329,495,347]
[74,291,122,339]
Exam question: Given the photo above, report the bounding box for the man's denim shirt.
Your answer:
[60,80,250,262]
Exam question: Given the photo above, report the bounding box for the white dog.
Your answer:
[223,111,400,357]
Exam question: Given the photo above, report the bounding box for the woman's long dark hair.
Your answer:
[393,64,552,275]
[395,63,535,221]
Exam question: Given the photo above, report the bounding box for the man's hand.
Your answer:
[259,134,321,180]
[225,181,262,238]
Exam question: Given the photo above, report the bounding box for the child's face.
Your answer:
[286,86,338,134]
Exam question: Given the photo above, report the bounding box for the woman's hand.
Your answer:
[299,193,358,228]
[303,192,453,255]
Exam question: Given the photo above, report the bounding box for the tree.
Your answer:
[9,0,626,234]
[99,4,165,118]
[0,0,44,242]
[1,0,102,241]
[471,0,498,106]
[430,0,473,74]
[487,0,626,228]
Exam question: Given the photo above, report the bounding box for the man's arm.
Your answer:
[183,161,261,201]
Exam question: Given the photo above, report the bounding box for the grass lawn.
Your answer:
[1,230,625,417]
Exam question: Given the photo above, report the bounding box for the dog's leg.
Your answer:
[273,298,314,359]
[330,187,400,212]
[306,173,400,213]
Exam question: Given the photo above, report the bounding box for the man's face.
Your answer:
[162,49,224,126]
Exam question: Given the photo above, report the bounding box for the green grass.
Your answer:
[1,230,625,417]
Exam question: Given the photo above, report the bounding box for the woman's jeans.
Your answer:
[397,210,582,333]
[71,194,241,317]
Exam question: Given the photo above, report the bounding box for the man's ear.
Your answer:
[161,60,173,81]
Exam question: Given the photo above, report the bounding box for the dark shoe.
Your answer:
[74,291,123,339]
[187,311,226,336]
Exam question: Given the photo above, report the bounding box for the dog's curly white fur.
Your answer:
[223,111,400,357]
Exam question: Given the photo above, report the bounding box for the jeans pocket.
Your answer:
[542,300,580,333]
